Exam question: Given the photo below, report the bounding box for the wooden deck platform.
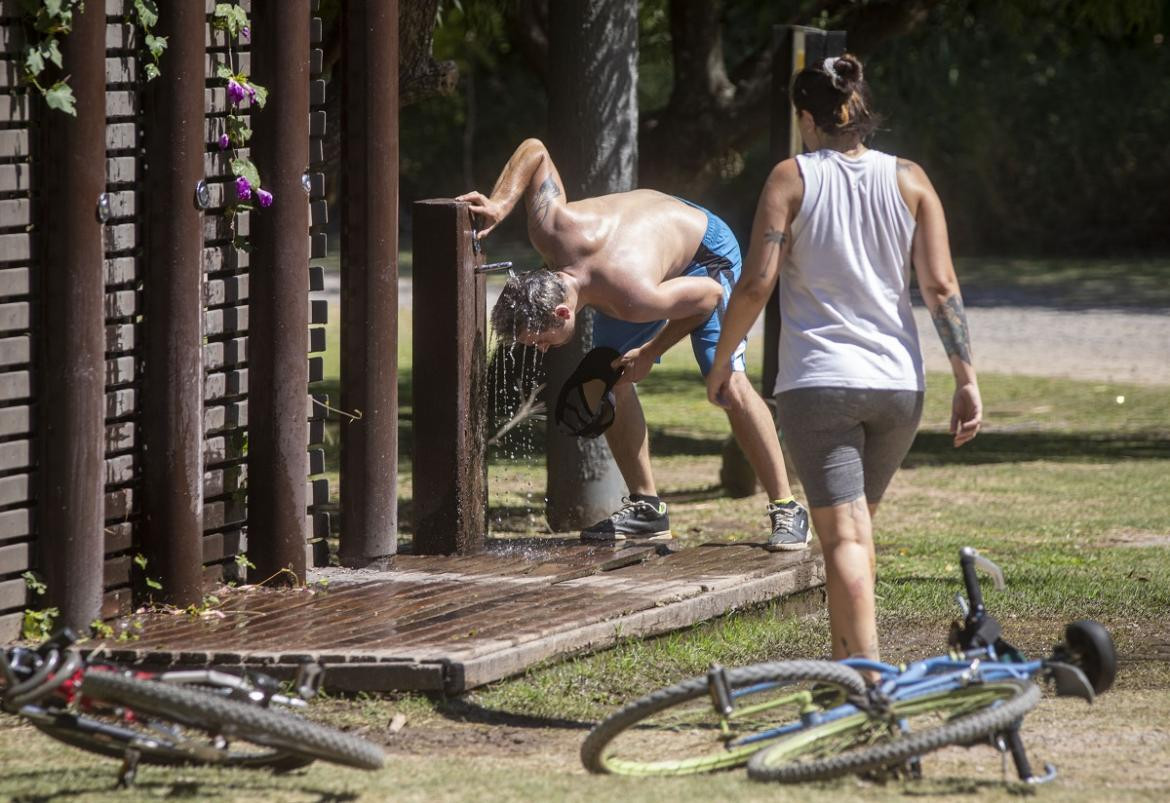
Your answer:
[90,540,825,693]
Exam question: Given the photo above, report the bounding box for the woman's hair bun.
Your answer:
[832,54,863,87]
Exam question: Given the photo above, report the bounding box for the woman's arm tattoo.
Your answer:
[932,295,973,364]
[761,228,788,277]
[529,176,561,225]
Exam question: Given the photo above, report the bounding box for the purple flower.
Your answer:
[218,133,230,150]
[241,26,250,41]
[245,85,257,104]
[227,79,247,106]
[235,175,252,201]
[257,188,273,208]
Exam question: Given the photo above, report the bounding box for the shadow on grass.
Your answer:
[905,430,1170,467]
[431,696,592,731]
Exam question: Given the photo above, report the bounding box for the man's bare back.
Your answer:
[534,189,709,320]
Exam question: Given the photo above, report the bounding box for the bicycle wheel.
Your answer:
[581,660,867,776]
[748,679,1041,783]
[80,672,384,771]
[25,709,312,771]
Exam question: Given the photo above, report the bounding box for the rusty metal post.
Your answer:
[247,1,311,583]
[411,200,486,555]
[338,0,399,566]
[764,26,846,398]
[38,1,106,630]
[139,2,206,606]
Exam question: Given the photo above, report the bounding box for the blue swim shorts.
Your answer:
[591,200,748,377]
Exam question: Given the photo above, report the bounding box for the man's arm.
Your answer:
[612,275,724,324]
[904,161,982,447]
[456,138,566,240]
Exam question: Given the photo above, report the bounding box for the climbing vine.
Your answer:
[211,2,271,248]
[18,0,167,116]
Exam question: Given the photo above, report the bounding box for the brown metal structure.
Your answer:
[338,0,400,566]
[411,200,487,555]
[140,2,208,606]
[38,0,108,631]
[763,26,847,398]
[247,0,312,583]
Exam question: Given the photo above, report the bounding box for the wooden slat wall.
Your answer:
[307,0,330,565]
[0,8,37,639]
[202,0,253,583]
[0,0,326,639]
[101,0,142,621]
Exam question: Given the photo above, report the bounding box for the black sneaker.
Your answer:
[766,500,811,551]
[581,497,672,542]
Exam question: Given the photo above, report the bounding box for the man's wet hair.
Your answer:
[490,268,567,342]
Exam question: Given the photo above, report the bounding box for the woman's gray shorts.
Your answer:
[774,387,924,509]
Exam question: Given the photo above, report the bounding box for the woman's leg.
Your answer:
[810,497,879,661]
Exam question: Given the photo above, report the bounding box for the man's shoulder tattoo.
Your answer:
[530,176,561,225]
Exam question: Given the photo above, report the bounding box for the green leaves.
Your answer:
[230,156,260,190]
[211,3,250,39]
[43,80,75,115]
[130,0,167,81]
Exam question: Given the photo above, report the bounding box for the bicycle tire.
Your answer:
[26,709,312,771]
[80,672,384,771]
[748,679,1041,783]
[581,660,867,776]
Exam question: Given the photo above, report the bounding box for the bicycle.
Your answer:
[1,628,385,786]
[581,546,1116,785]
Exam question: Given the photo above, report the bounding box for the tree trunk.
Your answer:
[544,0,638,530]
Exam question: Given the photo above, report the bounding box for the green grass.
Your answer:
[304,308,1170,722]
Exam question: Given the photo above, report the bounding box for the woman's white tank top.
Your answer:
[775,148,924,395]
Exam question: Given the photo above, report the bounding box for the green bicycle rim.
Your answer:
[585,661,867,777]
[749,680,1038,782]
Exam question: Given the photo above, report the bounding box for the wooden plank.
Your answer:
[0,577,26,610]
[0,234,30,263]
[105,521,133,554]
[105,256,138,285]
[105,122,136,151]
[106,156,137,184]
[0,405,31,438]
[0,165,31,193]
[106,322,137,353]
[204,337,247,370]
[0,268,29,297]
[0,370,30,402]
[0,473,31,508]
[308,356,323,382]
[106,453,136,485]
[202,529,245,563]
[310,201,327,228]
[204,400,247,433]
[0,541,30,574]
[105,355,136,386]
[204,244,249,272]
[103,190,137,220]
[0,439,30,472]
[0,508,32,542]
[0,98,32,125]
[308,326,326,354]
[105,487,136,520]
[0,334,30,366]
[105,420,135,453]
[205,275,249,306]
[202,210,250,241]
[204,368,248,401]
[203,465,247,498]
[0,611,22,642]
[0,199,30,229]
[105,55,136,84]
[310,79,325,106]
[105,289,138,319]
[204,306,249,336]
[105,386,136,419]
[0,302,29,332]
[0,131,29,161]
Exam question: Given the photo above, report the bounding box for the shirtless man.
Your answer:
[458,138,809,547]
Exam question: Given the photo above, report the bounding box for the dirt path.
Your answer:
[914,306,1170,386]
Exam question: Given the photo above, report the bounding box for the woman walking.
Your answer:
[706,54,982,663]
